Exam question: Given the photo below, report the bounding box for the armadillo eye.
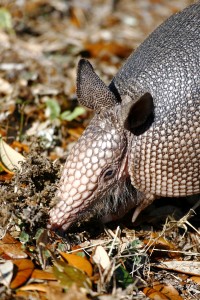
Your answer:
[104,169,114,180]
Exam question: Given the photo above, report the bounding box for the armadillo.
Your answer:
[49,2,200,230]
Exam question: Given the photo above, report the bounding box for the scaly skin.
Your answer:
[49,2,200,230]
[49,109,130,230]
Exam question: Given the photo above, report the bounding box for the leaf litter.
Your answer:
[0,0,199,299]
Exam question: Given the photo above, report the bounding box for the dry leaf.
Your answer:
[190,276,200,285]
[19,283,49,293]
[0,171,13,181]
[153,282,183,299]
[0,160,13,174]
[0,136,26,172]
[143,232,179,258]
[0,233,27,259]
[143,287,169,299]
[31,269,56,281]
[67,127,85,139]
[53,260,92,290]
[155,260,200,276]
[92,246,110,270]
[144,282,184,299]
[84,41,132,60]
[0,260,13,288]
[11,141,29,153]
[59,252,93,277]
[10,259,34,289]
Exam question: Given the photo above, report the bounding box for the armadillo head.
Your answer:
[49,59,154,230]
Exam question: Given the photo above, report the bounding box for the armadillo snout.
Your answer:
[49,114,127,230]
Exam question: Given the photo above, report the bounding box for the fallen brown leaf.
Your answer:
[84,41,132,60]
[0,233,27,259]
[59,251,93,277]
[10,259,34,289]
[143,287,169,299]
[143,232,180,258]
[154,260,200,276]
[19,283,49,293]
[31,269,56,281]
[144,282,184,300]
[153,282,183,299]
[0,171,13,181]
[190,276,200,285]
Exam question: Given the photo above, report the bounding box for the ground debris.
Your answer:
[0,1,198,299]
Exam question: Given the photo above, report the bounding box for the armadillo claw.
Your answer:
[132,192,156,222]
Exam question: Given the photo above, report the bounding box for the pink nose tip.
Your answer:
[47,221,58,230]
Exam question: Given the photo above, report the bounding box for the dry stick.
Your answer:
[144,199,200,255]
[176,198,200,236]
[108,226,121,257]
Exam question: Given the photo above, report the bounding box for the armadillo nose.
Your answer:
[47,219,73,232]
[48,133,106,230]
[48,208,73,231]
[48,194,90,231]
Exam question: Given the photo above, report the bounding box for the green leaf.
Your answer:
[60,110,70,120]
[19,232,29,244]
[60,106,85,121]
[0,8,13,31]
[115,266,133,288]
[53,260,91,290]
[46,99,61,120]
[128,239,142,249]
[58,243,67,252]
[35,228,45,240]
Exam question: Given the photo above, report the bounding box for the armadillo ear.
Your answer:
[76,59,117,111]
[121,92,154,135]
